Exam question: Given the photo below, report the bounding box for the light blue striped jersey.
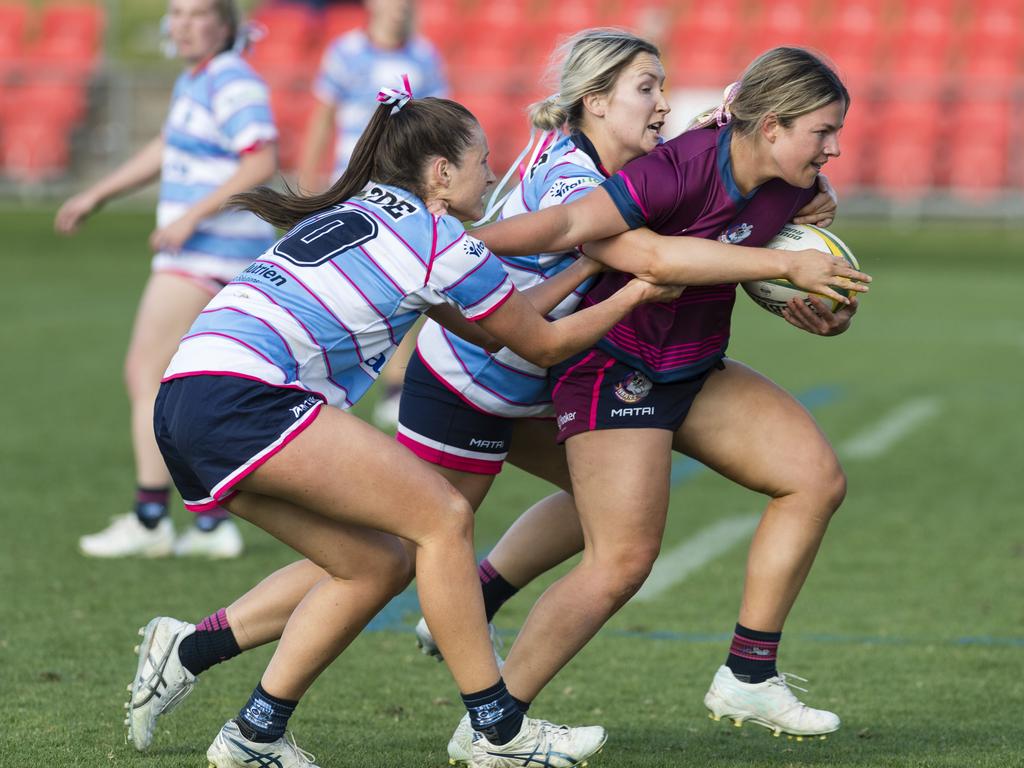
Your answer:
[416,133,605,417]
[314,29,447,176]
[164,183,514,409]
[159,51,278,263]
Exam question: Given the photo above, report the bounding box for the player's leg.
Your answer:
[80,272,212,558]
[673,359,845,736]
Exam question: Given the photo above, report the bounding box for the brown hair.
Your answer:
[232,97,480,231]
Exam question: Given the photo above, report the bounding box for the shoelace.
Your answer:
[284,732,317,765]
[776,672,810,694]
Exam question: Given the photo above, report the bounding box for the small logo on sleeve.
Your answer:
[719,222,754,244]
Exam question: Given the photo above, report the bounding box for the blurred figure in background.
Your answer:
[54,0,278,559]
[299,0,448,427]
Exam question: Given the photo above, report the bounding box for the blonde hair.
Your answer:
[528,28,659,132]
[692,47,849,135]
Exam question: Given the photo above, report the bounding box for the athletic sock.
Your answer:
[178,608,241,676]
[725,623,782,684]
[511,694,531,715]
[134,486,169,530]
[479,559,519,622]
[236,683,297,743]
[461,678,524,745]
[195,508,228,532]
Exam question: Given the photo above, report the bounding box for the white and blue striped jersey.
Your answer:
[164,183,514,410]
[314,29,447,176]
[416,133,605,417]
[158,51,278,272]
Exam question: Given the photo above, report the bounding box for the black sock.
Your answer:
[134,486,169,530]
[725,623,782,684]
[479,559,519,622]
[178,608,241,676]
[236,683,297,743]
[511,694,531,714]
[195,513,226,532]
[461,678,524,745]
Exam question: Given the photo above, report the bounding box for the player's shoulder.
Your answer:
[208,51,259,79]
[406,34,441,60]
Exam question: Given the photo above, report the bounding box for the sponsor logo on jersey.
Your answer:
[719,222,754,244]
[613,371,652,403]
[289,395,321,419]
[469,438,506,450]
[360,185,418,220]
[556,411,577,429]
[463,238,487,258]
[548,177,598,200]
[239,262,288,287]
[610,406,655,417]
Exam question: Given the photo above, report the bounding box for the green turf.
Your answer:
[1,208,1022,766]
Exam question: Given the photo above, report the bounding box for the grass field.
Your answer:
[1,206,1022,767]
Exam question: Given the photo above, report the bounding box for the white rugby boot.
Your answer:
[173,519,244,559]
[126,616,197,750]
[447,713,474,766]
[79,513,174,558]
[470,716,607,768]
[415,617,505,670]
[703,664,840,739]
[207,720,319,767]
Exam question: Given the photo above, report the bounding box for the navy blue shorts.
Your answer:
[154,375,325,511]
[396,352,515,475]
[548,349,719,443]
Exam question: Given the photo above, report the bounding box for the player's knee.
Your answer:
[123,350,160,399]
[799,451,847,519]
[594,542,660,604]
[429,487,476,545]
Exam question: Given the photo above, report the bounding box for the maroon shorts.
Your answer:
[549,348,719,443]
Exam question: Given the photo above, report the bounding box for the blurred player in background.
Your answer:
[54,0,278,559]
[299,0,448,427]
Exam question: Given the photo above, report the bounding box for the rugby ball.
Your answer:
[741,223,859,316]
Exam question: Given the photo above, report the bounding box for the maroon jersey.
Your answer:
[586,124,816,382]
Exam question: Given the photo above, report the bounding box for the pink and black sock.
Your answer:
[479,559,519,622]
[134,486,169,530]
[725,623,781,684]
[178,608,241,676]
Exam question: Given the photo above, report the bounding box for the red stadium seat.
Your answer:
[323,3,367,42]
[12,79,88,124]
[28,1,104,78]
[0,2,30,63]
[250,4,316,48]
[1,115,71,182]
[738,1,816,61]
[822,106,872,190]
[246,39,318,90]
[947,140,1009,201]
[269,87,316,173]
[873,136,938,199]
[669,35,741,87]
[38,2,103,43]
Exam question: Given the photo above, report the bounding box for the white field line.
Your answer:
[838,397,942,460]
[635,514,760,603]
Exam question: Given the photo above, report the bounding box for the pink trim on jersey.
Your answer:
[588,356,617,430]
[239,139,272,155]
[465,282,514,321]
[208,401,325,503]
[153,267,224,296]
[396,431,502,475]
[550,350,597,400]
[179,331,292,380]
[251,258,365,360]
[615,170,650,221]
[425,215,440,285]
[201,306,301,377]
[604,327,728,369]
[347,200,427,267]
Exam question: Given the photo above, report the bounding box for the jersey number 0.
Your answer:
[273,210,379,267]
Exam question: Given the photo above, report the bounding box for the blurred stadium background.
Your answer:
[1,0,1022,216]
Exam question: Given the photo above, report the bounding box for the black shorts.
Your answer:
[548,349,718,443]
[154,375,325,511]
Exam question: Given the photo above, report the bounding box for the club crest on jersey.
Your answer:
[720,223,753,244]
[614,371,652,403]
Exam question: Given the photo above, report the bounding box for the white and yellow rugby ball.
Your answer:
[741,223,859,316]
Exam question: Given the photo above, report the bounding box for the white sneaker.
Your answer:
[126,616,197,750]
[79,513,174,558]
[470,716,607,767]
[415,616,504,670]
[207,719,319,767]
[372,390,402,429]
[173,519,244,559]
[447,713,474,766]
[704,664,840,739]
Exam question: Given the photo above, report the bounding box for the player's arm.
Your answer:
[471,279,682,369]
[54,135,164,233]
[297,98,336,195]
[473,187,631,257]
[585,229,870,305]
[149,143,277,253]
[424,255,604,355]
[791,173,838,227]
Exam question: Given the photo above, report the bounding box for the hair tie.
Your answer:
[714,81,741,127]
[233,20,266,54]
[377,74,414,112]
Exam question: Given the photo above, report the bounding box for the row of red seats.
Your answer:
[0,1,103,81]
